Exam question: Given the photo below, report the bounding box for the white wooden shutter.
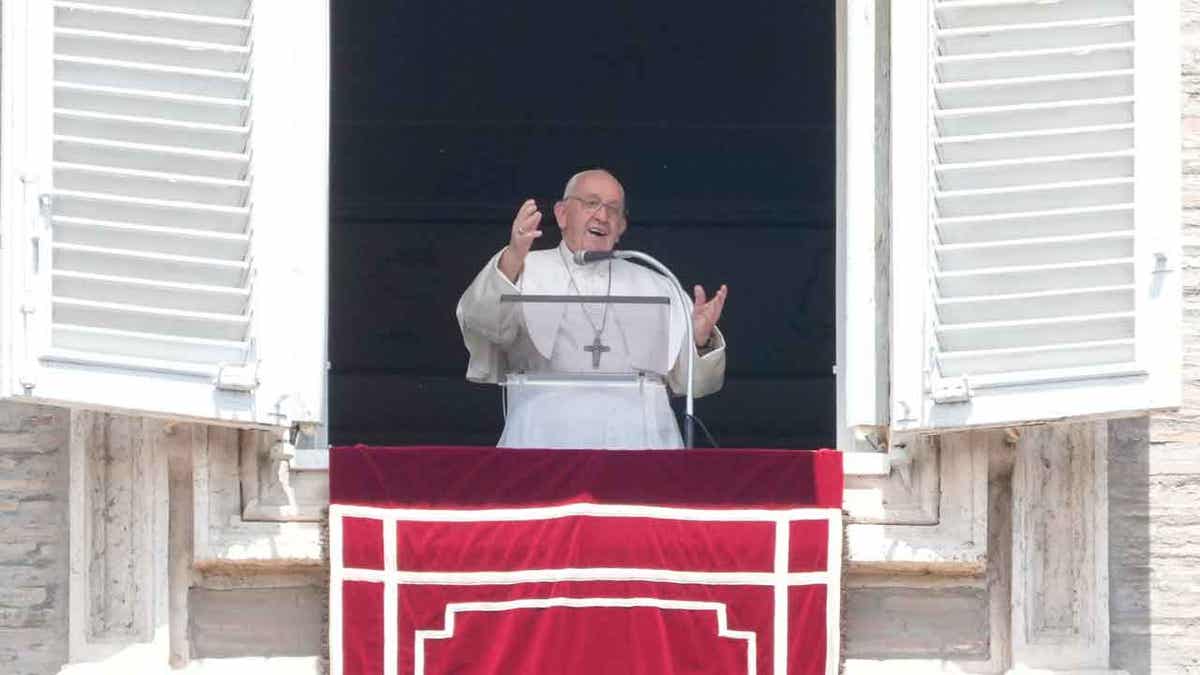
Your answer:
[0,0,328,427]
[889,0,1180,431]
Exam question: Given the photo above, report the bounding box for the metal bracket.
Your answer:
[887,430,916,488]
[214,361,259,392]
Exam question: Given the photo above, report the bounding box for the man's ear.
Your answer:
[553,200,567,229]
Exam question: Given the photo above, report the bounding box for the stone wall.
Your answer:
[0,404,70,675]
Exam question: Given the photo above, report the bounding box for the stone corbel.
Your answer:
[844,431,939,526]
[845,429,992,574]
[193,425,322,568]
[239,427,325,522]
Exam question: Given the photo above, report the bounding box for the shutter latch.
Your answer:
[931,375,971,404]
[214,362,259,392]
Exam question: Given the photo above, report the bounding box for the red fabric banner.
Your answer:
[330,446,843,675]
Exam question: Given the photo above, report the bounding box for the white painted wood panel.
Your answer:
[0,0,329,428]
[890,0,1181,431]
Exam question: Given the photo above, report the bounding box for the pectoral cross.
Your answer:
[583,332,610,369]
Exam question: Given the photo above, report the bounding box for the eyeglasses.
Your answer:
[565,195,626,221]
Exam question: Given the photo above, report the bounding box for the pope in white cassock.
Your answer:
[457,169,729,449]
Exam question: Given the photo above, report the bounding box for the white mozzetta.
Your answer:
[0,0,329,427]
[890,0,1181,431]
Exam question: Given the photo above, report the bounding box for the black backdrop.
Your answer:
[329,1,836,449]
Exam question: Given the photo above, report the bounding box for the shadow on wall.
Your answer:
[1108,416,1150,675]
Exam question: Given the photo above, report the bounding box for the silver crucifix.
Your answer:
[583,332,611,369]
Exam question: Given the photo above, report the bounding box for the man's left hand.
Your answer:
[693,284,728,349]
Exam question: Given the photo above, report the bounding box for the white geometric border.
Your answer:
[414,597,757,675]
[329,503,842,675]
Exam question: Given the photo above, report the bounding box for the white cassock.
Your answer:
[457,242,726,449]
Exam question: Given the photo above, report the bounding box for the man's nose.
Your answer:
[593,206,610,223]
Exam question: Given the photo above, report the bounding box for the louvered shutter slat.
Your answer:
[937,152,1133,190]
[54,297,248,340]
[937,286,1136,324]
[889,0,1179,429]
[938,98,1133,136]
[936,231,1133,271]
[937,258,1134,297]
[55,83,249,125]
[938,340,1136,378]
[938,125,1134,163]
[55,110,249,153]
[54,136,249,179]
[937,313,1135,351]
[938,44,1134,82]
[56,56,250,99]
[53,324,246,365]
[54,243,248,286]
[55,164,249,205]
[55,29,250,72]
[937,0,1132,27]
[936,179,1134,217]
[940,20,1133,55]
[54,271,248,314]
[936,71,1134,108]
[54,191,249,233]
[937,206,1134,243]
[56,3,251,45]
[53,216,249,259]
[71,0,252,19]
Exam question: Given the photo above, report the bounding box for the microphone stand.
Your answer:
[575,249,696,448]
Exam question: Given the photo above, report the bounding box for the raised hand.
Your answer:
[499,198,543,282]
[692,284,728,348]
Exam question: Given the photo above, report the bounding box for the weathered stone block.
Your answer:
[0,607,53,629]
[189,587,323,658]
[0,479,55,496]
[0,402,69,675]
[0,587,47,608]
[842,585,989,660]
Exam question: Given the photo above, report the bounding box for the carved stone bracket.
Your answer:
[194,425,322,568]
[845,430,990,574]
[239,428,327,522]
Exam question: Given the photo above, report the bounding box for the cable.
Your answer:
[684,413,719,448]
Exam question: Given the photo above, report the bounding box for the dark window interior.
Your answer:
[329,1,836,449]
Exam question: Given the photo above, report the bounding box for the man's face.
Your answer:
[554,172,627,253]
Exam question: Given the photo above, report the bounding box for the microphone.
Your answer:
[570,247,700,448]
[572,250,622,265]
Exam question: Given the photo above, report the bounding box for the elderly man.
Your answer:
[457,169,728,449]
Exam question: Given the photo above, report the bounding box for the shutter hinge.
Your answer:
[931,375,971,404]
[214,362,259,392]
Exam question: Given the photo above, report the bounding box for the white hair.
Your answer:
[562,168,623,200]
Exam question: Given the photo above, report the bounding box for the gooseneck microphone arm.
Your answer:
[574,249,696,448]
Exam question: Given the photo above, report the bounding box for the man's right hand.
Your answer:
[499,198,543,283]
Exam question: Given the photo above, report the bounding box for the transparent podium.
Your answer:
[496,293,683,449]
